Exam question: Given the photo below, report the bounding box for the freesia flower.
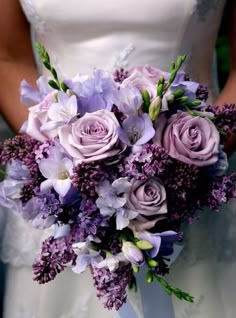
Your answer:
[121,241,144,266]
[96,253,128,272]
[117,114,155,147]
[39,146,74,197]
[113,87,143,115]
[96,178,137,230]
[41,92,79,132]
[72,240,103,274]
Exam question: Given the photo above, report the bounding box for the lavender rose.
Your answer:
[121,65,169,99]
[126,177,168,231]
[154,112,220,167]
[58,109,123,164]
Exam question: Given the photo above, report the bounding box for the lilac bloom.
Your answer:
[96,178,137,230]
[113,87,143,115]
[72,240,103,274]
[20,76,53,106]
[136,231,178,258]
[41,92,79,132]
[22,191,61,229]
[39,146,74,197]
[118,114,155,147]
[68,69,119,114]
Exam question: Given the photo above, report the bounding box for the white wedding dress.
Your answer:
[1,0,236,317]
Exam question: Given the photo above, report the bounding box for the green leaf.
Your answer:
[48,80,60,90]
[61,81,69,92]
[146,270,154,283]
[43,61,51,71]
[51,68,58,81]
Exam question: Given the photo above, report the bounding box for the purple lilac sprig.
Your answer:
[113,68,129,83]
[206,104,236,138]
[71,162,108,198]
[164,161,204,225]
[92,264,133,310]
[196,84,208,102]
[33,234,77,284]
[122,144,172,180]
[207,172,236,211]
[71,199,108,241]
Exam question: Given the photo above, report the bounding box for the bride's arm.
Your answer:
[215,1,236,154]
[0,0,38,132]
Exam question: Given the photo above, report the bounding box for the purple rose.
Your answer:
[121,65,169,99]
[58,109,123,164]
[126,178,167,231]
[154,112,220,167]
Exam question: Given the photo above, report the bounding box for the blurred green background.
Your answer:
[216,1,231,89]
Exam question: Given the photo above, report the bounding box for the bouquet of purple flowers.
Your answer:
[0,43,236,310]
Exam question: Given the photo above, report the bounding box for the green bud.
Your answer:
[173,89,185,98]
[147,259,159,267]
[48,80,60,90]
[148,96,162,121]
[136,240,153,250]
[132,265,139,273]
[176,55,186,69]
[191,99,202,107]
[158,76,165,85]
[146,270,154,284]
[168,70,177,84]
[169,61,175,72]
[142,90,151,113]
[157,83,164,97]
[178,96,188,103]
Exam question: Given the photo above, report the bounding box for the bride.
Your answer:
[0,0,235,317]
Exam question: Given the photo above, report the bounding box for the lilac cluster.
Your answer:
[113,68,129,83]
[71,200,108,241]
[71,162,108,198]
[164,161,203,224]
[196,84,208,101]
[0,135,41,177]
[33,235,76,284]
[122,144,172,180]
[207,172,236,211]
[92,265,133,310]
[206,104,236,137]
[35,140,54,163]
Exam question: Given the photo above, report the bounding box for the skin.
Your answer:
[0,0,235,152]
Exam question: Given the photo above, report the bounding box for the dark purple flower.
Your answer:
[33,235,77,284]
[196,84,208,101]
[122,144,172,180]
[92,264,133,310]
[206,104,236,138]
[113,68,129,83]
[207,172,236,211]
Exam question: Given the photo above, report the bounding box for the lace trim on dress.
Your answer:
[19,0,47,35]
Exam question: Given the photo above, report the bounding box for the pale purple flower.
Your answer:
[118,114,155,147]
[20,75,53,106]
[122,65,169,99]
[39,146,74,197]
[113,87,143,115]
[96,178,137,230]
[68,69,119,114]
[72,241,103,274]
[6,160,30,181]
[22,191,61,229]
[121,241,144,266]
[126,178,168,231]
[136,231,178,258]
[154,111,220,167]
[96,253,128,272]
[59,109,124,164]
[41,92,79,132]
[0,179,24,212]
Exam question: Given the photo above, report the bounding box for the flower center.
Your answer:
[128,128,142,145]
